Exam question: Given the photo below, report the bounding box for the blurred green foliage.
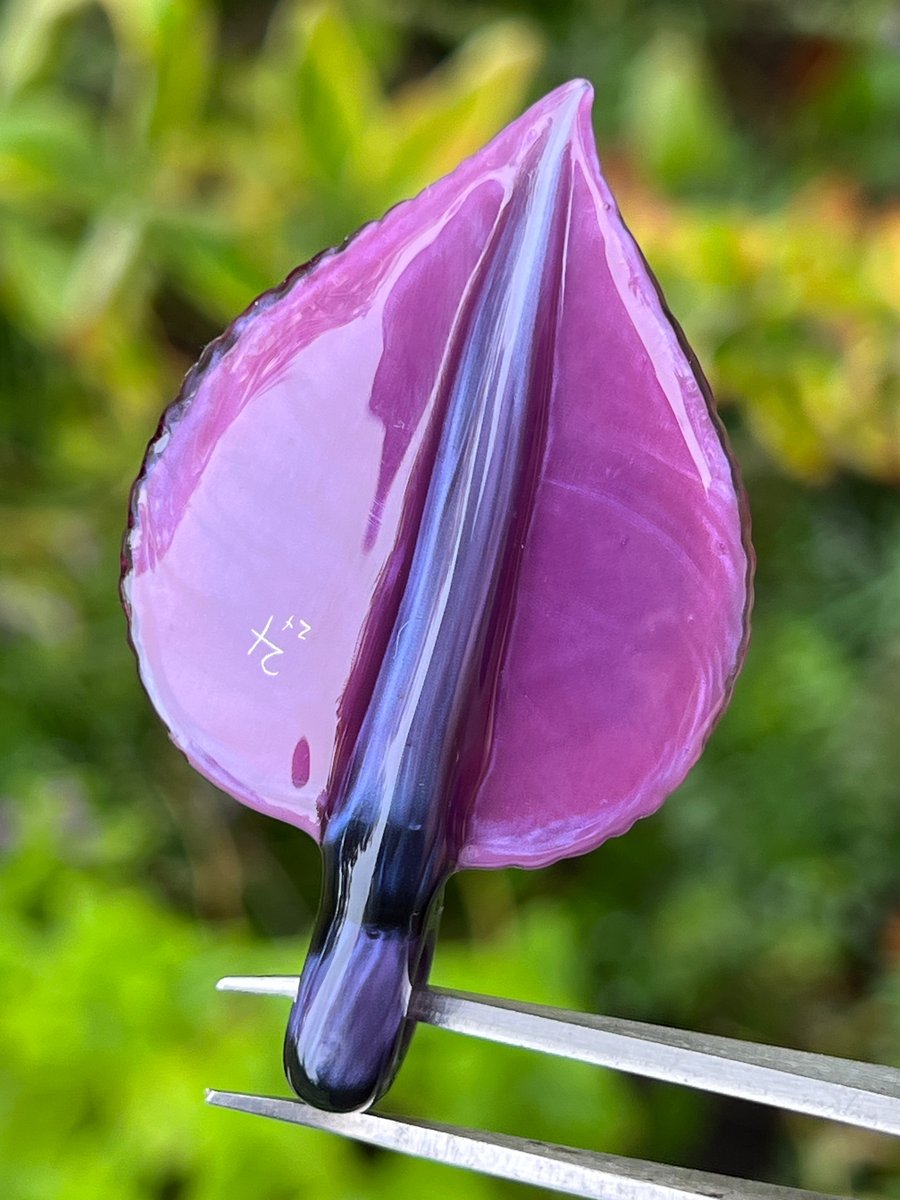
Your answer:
[1,1,899,1198]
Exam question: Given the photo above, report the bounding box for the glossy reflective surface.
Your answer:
[282,97,574,1108]
[123,80,752,1111]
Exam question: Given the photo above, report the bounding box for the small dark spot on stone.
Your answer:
[291,737,311,788]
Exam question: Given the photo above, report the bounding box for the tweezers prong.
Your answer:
[217,976,900,1136]
[217,975,297,998]
[206,1089,834,1200]
[414,986,900,1137]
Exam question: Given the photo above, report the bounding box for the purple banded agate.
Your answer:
[122,81,752,1113]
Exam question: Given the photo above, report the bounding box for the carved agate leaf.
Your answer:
[122,80,752,1111]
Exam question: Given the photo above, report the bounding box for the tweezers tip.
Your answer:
[215,975,298,996]
[206,1088,251,1113]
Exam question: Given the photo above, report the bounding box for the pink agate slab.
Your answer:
[122,80,751,874]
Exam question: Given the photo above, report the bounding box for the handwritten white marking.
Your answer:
[249,614,313,676]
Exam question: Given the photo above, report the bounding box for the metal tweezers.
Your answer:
[209,976,900,1199]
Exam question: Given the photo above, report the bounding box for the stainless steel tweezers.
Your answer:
[209,976,900,1199]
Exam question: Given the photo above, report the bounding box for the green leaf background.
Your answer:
[1,2,899,1197]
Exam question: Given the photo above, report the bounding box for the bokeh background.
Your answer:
[2,1,899,1197]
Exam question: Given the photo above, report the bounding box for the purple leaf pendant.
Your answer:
[122,81,752,1112]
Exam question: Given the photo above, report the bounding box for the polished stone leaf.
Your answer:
[123,80,752,1112]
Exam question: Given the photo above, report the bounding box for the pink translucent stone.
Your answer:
[123,80,752,872]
